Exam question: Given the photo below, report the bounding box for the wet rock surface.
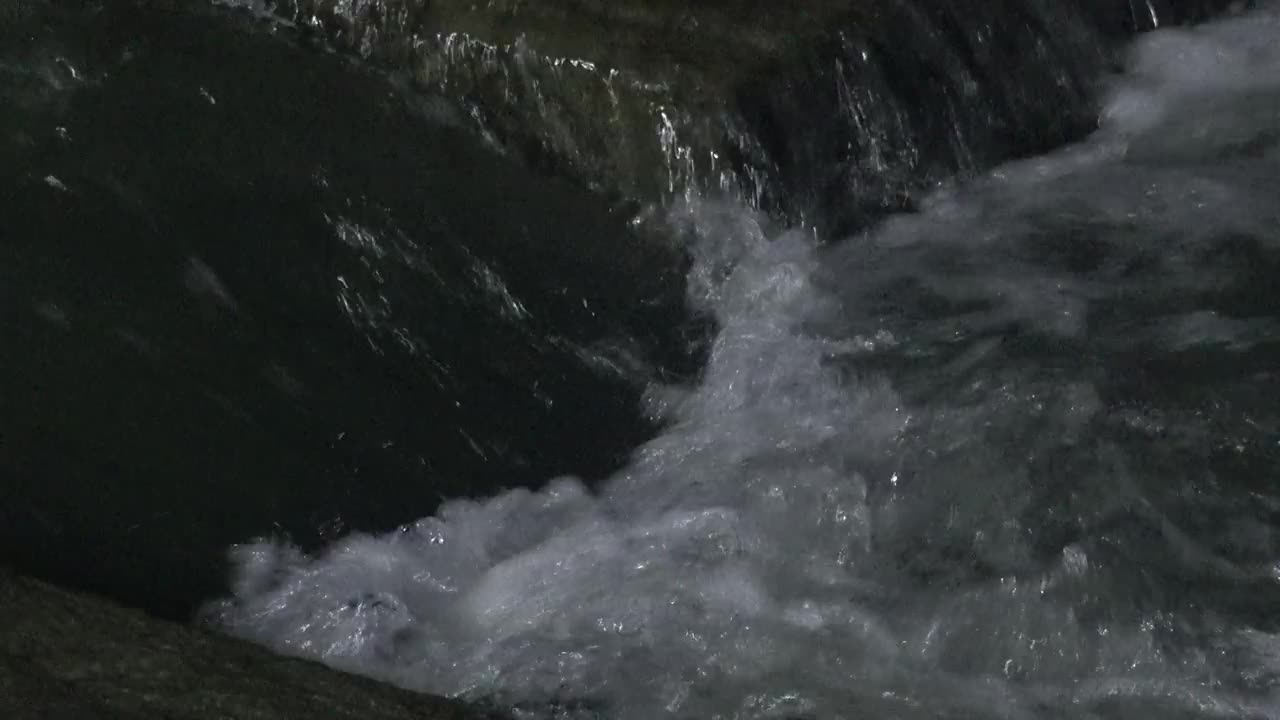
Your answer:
[0,567,500,720]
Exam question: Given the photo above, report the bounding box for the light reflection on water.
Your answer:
[210,7,1280,719]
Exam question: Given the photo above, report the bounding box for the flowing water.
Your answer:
[5,1,1280,719]
[208,6,1280,719]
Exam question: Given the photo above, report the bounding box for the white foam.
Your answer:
[207,7,1280,719]
[1101,7,1280,137]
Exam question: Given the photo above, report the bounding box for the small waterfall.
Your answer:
[4,1,1277,718]
[231,0,1244,234]
[203,5,1280,718]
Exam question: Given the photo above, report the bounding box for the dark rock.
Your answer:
[0,567,499,720]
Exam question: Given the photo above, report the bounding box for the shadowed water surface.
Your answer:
[0,4,696,618]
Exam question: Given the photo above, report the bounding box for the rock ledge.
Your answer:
[0,568,497,720]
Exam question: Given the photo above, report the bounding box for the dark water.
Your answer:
[5,2,1280,719]
[1,3,697,618]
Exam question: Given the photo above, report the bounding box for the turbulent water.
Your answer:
[2,0,1278,718]
[197,6,1280,720]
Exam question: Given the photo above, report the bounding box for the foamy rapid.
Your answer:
[206,7,1280,719]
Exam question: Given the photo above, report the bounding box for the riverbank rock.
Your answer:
[0,567,500,720]
[231,0,1242,235]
